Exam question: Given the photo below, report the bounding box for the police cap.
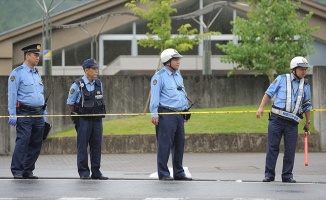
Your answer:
[82,58,99,69]
[21,43,41,54]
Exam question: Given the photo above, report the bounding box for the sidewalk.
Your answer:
[0,152,325,183]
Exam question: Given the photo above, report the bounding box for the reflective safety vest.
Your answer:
[271,74,305,123]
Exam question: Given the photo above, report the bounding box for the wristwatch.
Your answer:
[305,120,311,124]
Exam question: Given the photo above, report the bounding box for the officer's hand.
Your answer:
[152,117,159,125]
[303,124,310,133]
[8,117,17,126]
[256,107,264,119]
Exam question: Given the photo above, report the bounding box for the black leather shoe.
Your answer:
[160,176,174,181]
[80,175,91,180]
[174,176,192,181]
[23,174,38,179]
[263,177,274,182]
[13,174,23,179]
[91,175,108,180]
[282,178,296,183]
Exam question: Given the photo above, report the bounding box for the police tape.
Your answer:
[0,108,326,118]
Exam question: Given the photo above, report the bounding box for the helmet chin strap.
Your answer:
[167,60,177,71]
[170,66,177,71]
[292,68,301,80]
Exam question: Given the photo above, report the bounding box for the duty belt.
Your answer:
[160,106,182,112]
[20,104,44,112]
[271,107,302,123]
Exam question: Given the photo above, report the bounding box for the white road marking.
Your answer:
[58,198,103,200]
[233,199,275,200]
[144,198,189,200]
[149,167,191,179]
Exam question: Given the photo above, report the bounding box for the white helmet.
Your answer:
[290,56,310,69]
[160,48,183,64]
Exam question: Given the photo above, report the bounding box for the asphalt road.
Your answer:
[0,152,325,199]
[0,179,325,200]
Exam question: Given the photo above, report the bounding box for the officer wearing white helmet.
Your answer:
[149,48,192,181]
[256,56,312,183]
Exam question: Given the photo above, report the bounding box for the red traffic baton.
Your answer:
[304,130,309,166]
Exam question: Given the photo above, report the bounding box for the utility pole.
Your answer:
[36,0,66,75]
[42,10,52,76]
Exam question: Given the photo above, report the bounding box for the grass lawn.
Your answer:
[49,105,316,138]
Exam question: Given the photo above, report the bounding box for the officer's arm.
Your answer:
[303,110,311,131]
[256,94,271,119]
[66,83,79,108]
[8,71,19,116]
[302,85,312,112]
[303,84,312,131]
[149,75,162,118]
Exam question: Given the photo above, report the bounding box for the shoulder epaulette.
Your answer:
[155,68,165,75]
[13,66,23,72]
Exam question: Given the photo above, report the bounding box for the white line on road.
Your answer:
[149,167,191,179]
[144,198,189,200]
[58,198,103,200]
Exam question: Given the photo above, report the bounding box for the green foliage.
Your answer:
[125,0,218,53]
[217,0,319,83]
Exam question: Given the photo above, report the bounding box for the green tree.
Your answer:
[217,0,318,83]
[126,0,219,112]
[125,0,217,53]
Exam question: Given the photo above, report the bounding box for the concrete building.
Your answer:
[0,0,325,76]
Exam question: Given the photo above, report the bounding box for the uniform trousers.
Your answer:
[11,109,44,176]
[265,114,298,179]
[76,117,103,177]
[156,109,186,179]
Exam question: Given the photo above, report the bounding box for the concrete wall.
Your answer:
[40,133,321,154]
[0,74,317,155]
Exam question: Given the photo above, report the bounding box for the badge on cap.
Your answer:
[37,45,41,50]
[153,79,157,85]
[10,76,15,82]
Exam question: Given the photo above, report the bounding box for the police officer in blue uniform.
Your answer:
[67,58,108,180]
[8,43,47,179]
[256,56,312,183]
[150,48,192,181]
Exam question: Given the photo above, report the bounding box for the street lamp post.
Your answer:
[36,0,66,75]
[42,11,52,75]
